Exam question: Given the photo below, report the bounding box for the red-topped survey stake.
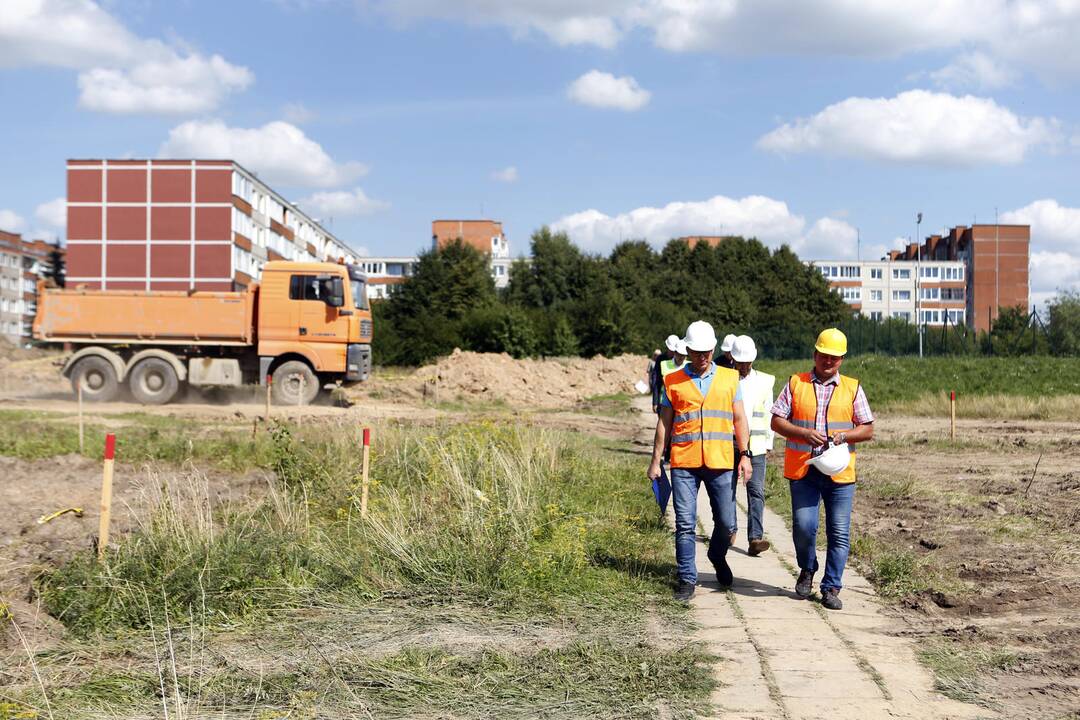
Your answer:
[98,433,117,560]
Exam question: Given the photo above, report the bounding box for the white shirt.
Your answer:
[739,368,776,453]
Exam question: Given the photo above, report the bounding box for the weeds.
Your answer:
[917,642,1022,708]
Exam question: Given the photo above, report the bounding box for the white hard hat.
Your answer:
[683,321,717,352]
[805,442,851,476]
[731,335,757,363]
[720,334,737,352]
[665,334,686,355]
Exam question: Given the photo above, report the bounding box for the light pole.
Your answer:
[916,212,923,358]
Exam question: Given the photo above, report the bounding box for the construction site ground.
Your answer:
[1,349,1078,718]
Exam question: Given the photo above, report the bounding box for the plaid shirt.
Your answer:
[771,372,873,454]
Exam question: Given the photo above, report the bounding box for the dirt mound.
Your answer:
[0,348,67,395]
[359,350,649,409]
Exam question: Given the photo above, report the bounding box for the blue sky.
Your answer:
[2,0,1079,305]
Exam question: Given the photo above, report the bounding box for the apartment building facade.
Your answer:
[65,159,363,291]
[432,219,512,288]
[0,230,61,345]
[817,224,1030,332]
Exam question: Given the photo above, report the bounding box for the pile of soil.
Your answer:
[0,342,67,394]
[358,350,649,409]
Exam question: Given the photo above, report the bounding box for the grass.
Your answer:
[756,355,1080,408]
[7,419,712,718]
[917,641,1022,708]
[881,392,1080,420]
[578,392,635,417]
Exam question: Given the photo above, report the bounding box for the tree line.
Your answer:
[371,228,1080,366]
[372,228,848,366]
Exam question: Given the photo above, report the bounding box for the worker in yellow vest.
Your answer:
[730,335,774,556]
[770,328,875,610]
[650,334,687,414]
[648,320,754,602]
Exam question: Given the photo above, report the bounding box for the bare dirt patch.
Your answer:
[852,414,1080,718]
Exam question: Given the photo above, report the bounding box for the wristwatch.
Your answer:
[739,449,753,459]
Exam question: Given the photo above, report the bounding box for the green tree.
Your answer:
[1047,292,1080,356]
[506,227,586,308]
[47,242,65,287]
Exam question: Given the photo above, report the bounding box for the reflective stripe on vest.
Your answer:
[782,372,860,484]
[664,365,740,470]
[742,370,775,456]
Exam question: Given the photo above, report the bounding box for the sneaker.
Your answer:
[713,559,734,588]
[821,588,843,610]
[747,538,771,556]
[795,569,814,599]
[673,581,696,602]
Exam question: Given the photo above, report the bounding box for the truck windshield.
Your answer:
[351,280,368,310]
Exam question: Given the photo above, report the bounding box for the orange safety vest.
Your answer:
[664,365,739,470]
[783,372,860,484]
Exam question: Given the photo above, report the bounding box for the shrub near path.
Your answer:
[4,418,713,719]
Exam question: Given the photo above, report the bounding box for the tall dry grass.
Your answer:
[881,392,1080,420]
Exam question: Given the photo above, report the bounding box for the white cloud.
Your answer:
[550,194,807,253]
[371,2,1080,82]
[1030,251,1080,305]
[1001,199,1080,254]
[0,209,26,233]
[78,51,252,114]
[800,217,858,259]
[297,188,389,217]
[0,0,251,113]
[282,102,316,124]
[758,90,1057,166]
[491,166,519,183]
[929,51,1017,90]
[567,70,650,111]
[34,197,66,229]
[159,120,368,188]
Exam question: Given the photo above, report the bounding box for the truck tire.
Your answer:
[129,357,180,405]
[69,355,120,403]
[272,360,319,406]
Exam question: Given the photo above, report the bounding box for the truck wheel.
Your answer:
[272,361,319,406]
[69,356,120,403]
[129,357,180,405]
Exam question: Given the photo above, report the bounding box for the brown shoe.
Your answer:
[729,531,737,547]
[748,538,771,556]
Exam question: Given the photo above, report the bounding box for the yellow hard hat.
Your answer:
[814,328,848,356]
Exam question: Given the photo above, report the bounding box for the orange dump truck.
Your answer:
[33,261,373,405]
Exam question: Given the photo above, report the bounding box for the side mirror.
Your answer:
[327,277,345,308]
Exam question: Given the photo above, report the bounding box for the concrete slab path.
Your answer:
[683,483,990,720]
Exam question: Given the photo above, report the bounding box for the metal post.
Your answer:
[916,213,923,358]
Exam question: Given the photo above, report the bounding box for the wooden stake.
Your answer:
[97,433,116,561]
[297,373,304,421]
[949,390,956,441]
[360,427,371,519]
[78,380,85,454]
[265,374,272,421]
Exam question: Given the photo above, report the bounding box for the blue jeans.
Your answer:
[790,466,855,592]
[671,466,736,584]
[734,454,767,540]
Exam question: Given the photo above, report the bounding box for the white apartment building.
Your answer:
[814,259,968,326]
[355,256,419,300]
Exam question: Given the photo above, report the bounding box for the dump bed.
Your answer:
[33,284,256,345]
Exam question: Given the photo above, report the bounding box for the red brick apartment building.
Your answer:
[65,159,363,292]
[887,224,1029,332]
[431,219,511,288]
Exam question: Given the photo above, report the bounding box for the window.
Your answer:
[870,268,883,279]
[920,266,939,279]
[920,309,942,324]
[941,287,965,301]
[840,265,860,278]
[947,309,965,324]
[892,290,911,301]
[289,274,336,302]
[920,287,939,300]
[869,290,883,302]
[818,265,837,278]
[944,266,964,280]
[870,311,883,320]
[892,311,911,321]
[836,287,860,301]
[893,268,911,280]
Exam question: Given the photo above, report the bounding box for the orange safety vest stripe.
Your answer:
[664,365,740,470]
[783,372,859,484]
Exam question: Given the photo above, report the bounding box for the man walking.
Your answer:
[650,335,687,413]
[648,321,754,602]
[717,333,737,369]
[730,335,774,556]
[770,328,874,610]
